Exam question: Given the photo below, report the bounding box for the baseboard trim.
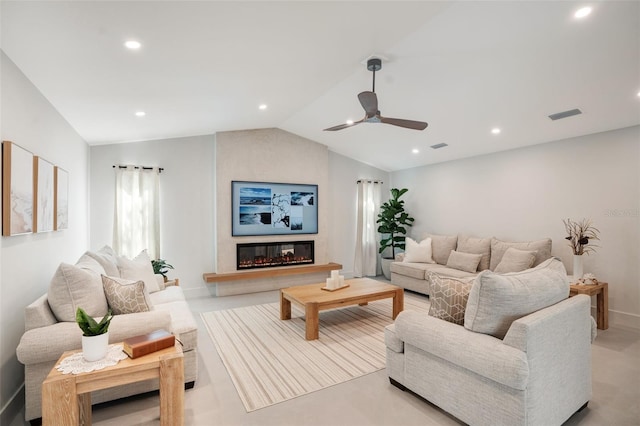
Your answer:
[600,307,640,330]
[1,382,24,425]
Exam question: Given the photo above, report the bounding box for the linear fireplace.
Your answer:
[237,240,314,270]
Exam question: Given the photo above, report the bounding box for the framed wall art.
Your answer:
[34,156,55,232]
[54,166,68,230]
[2,141,34,236]
[231,180,318,236]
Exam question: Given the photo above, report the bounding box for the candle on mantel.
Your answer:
[331,270,339,280]
[338,276,345,288]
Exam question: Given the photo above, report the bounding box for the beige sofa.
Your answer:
[390,234,552,295]
[386,258,596,425]
[16,246,198,423]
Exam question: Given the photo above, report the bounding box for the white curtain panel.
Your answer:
[354,180,381,277]
[113,166,160,259]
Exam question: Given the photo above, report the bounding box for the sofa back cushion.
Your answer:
[456,235,491,271]
[48,263,109,322]
[86,245,120,277]
[464,257,569,339]
[489,237,552,270]
[425,234,458,265]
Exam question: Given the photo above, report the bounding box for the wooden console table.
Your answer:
[42,343,184,425]
[569,282,608,330]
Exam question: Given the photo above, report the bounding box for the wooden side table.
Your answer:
[42,343,184,425]
[569,282,608,330]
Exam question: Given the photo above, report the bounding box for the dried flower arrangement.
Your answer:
[563,218,600,255]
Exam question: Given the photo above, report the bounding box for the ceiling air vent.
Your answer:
[548,108,582,121]
[430,143,448,149]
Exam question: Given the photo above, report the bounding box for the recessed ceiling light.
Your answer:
[135,111,146,117]
[259,104,267,110]
[574,6,592,19]
[637,91,640,97]
[412,148,419,154]
[491,128,501,135]
[124,40,142,49]
[346,119,354,125]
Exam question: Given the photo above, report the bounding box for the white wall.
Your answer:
[391,125,640,328]
[89,135,215,297]
[328,151,389,276]
[1,52,89,417]
[215,128,329,273]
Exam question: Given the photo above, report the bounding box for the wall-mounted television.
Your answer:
[231,181,318,236]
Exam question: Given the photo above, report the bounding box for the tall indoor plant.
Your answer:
[377,188,415,279]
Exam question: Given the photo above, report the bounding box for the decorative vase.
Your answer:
[82,332,109,362]
[573,255,584,280]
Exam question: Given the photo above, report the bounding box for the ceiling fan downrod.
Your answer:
[367,58,382,93]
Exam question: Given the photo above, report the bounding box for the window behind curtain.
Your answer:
[113,166,160,259]
[354,180,381,277]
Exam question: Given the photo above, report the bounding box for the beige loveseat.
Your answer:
[386,258,596,425]
[390,234,552,295]
[16,246,198,423]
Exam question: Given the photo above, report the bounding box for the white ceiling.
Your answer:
[2,1,639,171]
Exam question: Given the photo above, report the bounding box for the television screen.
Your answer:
[231,181,318,236]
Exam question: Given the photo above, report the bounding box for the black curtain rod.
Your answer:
[112,165,164,172]
[356,179,383,184]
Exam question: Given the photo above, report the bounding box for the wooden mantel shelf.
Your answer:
[203,263,342,283]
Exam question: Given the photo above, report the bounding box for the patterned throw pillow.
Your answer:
[102,275,152,315]
[428,272,474,325]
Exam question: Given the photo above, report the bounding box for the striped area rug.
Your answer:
[201,293,430,412]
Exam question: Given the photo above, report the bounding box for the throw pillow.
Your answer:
[427,272,474,325]
[403,237,435,263]
[464,257,569,339]
[102,275,152,315]
[425,234,458,265]
[456,235,491,271]
[446,250,483,273]
[86,246,120,277]
[490,237,552,270]
[48,263,109,322]
[494,247,537,274]
[118,249,162,293]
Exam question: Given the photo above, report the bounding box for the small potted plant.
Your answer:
[377,188,415,279]
[76,307,113,362]
[151,259,174,282]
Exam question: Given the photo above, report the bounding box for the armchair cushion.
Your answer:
[465,258,569,339]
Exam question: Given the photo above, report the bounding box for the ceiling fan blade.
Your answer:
[380,116,428,131]
[358,91,378,117]
[323,119,363,131]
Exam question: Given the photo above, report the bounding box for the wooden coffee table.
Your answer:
[280,277,404,340]
[42,343,184,425]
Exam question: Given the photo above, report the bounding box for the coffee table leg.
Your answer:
[160,353,184,426]
[392,288,404,319]
[280,291,291,320]
[305,302,319,340]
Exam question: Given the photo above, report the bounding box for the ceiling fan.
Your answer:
[324,58,428,132]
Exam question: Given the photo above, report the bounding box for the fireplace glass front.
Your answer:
[237,240,314,270]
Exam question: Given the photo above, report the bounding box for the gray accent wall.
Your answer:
[1,51,90,421]
[391,125,640,328]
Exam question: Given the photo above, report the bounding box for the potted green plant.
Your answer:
[377,188,415,279]
[76,307,113,362]
[151,259,174,281]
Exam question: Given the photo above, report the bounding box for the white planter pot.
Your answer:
[82,332,109,362]
[381,258,393,280]
[573,255,584,280]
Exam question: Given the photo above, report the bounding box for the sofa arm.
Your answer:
[394,310,529,390]
[17,310,171,365]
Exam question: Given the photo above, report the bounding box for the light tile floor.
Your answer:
[11,286,640,426]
